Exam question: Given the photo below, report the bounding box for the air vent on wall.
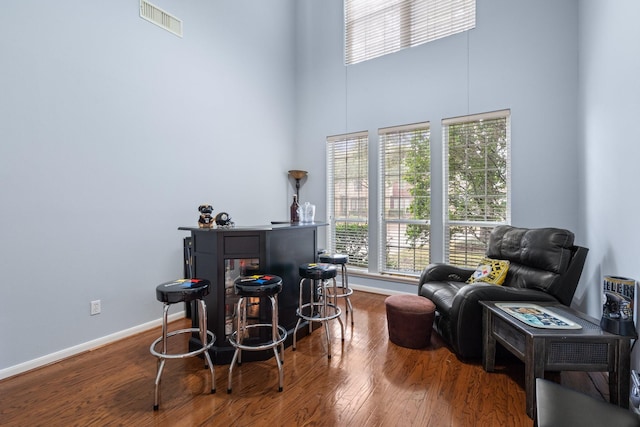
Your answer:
[140,0,183,37]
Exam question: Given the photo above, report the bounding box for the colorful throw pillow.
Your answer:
[466,258,510,285]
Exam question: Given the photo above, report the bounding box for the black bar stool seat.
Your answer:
[155,277,210,303]
[234,275,283,297]
[299,262,339,280]
[318,253,348,265]
[150,279,215,410]
[228,274,287,393]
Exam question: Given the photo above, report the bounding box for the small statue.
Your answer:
[215,212,234,228]
[197,204,215,228]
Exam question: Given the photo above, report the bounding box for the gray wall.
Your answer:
[579,0,640,367]
[0,0,296,372]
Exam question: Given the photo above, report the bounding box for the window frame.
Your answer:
[345,0,476,65]
[378,122,431,275]
[442,109,511,267]
[326,131,370,269]
[324,109,510,279]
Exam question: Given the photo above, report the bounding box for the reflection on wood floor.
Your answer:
[0,290,607,426]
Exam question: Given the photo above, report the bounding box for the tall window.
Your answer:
[327,132,369,268]
[443,110,511,267]
[379,123,431,274]
[345,0,476,65]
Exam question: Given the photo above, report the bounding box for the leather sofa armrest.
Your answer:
[454,282,559,306]
[418,264,475,296]
[419,264,475,286]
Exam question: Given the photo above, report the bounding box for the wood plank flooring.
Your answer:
[0,291,607,426]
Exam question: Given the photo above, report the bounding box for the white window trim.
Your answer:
[378,122,431,275]
[326,131,370,267]
[442,109,511,265]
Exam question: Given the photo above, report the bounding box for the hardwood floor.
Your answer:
[0,291,607,426]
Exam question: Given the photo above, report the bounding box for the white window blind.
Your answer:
[443,110,511,267]
[327,132,369,268]
[345,0,476,65]
[379,123,431,275]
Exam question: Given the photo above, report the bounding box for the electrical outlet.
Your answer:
[90,300,101,316]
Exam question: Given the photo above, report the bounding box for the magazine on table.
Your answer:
[495,302,582,329]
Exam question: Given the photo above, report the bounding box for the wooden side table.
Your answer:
[481,301,631,419]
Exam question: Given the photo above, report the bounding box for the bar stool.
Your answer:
[150,278,215,410]
[293,263,344,359]
[318,253,354,326]
[227,274,287,393]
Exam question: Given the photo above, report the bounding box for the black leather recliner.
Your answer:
[418,225,588,359]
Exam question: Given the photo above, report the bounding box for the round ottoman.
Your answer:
[385,294,436,349]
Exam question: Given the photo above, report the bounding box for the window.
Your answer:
[327,132,369,268]
[345,0,476,65]
[326,110,509,278]
[443,110,511,267]
[379,123,431,275]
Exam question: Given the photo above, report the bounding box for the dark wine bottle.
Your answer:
[290,195,300,223]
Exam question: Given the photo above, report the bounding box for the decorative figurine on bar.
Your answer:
[215,212,234,228]
[197,204,215,228]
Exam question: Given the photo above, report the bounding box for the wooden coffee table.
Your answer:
[480,301,631,418]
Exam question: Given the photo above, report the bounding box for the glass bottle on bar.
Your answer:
[290,195,300,223]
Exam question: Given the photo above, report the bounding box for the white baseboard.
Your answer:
[0,287,409,381]
[349,283,412,296]
[0,311,185,381]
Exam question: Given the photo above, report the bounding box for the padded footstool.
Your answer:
[385,294,436,349]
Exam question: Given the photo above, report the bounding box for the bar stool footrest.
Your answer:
[296,302,342,322]
[323,286,354,299]
[150,328,215,359]
[229,324,287,352]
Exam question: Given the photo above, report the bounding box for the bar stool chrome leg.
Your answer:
[153,303,170,409]
[322,276,345,352]
[271,295,284,390]
[340,263,354,325]
[196,299,215,383]
[319,253,354,326]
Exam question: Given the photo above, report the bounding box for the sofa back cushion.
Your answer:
[485,225,575,291]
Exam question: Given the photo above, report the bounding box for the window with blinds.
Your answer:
[443,110,511,267]
[345,0,476,65]
[327,132,369,268]
[379,123,431,275]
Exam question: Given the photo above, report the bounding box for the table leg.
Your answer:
[482,307,496,372]
[525,337,545,419]
[611,338,631,408]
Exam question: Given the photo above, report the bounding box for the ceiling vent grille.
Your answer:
[140,0,183,37]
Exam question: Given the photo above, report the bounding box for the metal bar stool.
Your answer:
[227,274,287,393]
[293,263,344,359]
[150,278,215,410]
[318,253,354,326]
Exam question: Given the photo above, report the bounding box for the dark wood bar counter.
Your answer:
[179,223,326,364]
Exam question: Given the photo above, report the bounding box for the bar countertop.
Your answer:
[178,222,328,232]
